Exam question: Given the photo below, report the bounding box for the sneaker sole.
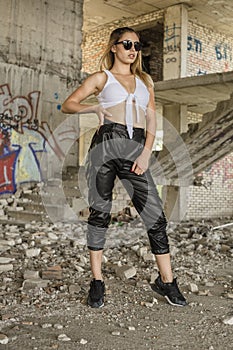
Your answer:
[87,298,104,308]
[164,295,187,307]
[88,302,104,308]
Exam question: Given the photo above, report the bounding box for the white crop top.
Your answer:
[96,70,150,138]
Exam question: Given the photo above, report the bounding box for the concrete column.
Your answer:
[162,102,189,221]
[160,5,189,221]
[163,4,188,80]
[162,185,189,222]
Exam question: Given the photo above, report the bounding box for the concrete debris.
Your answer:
[143,253,156,262]
[115,265,137,279]
[25,248,41,258]
[68,284,82,294]
[54,324,64,330]
[23,270,40,279]
[144,297,158,308]
[138,246,148,257]
[0,206,232,349]
[0,216,231,303]
[0,257,15,264]
[111,331,121,336]
[22,278,50,291]
[223,315,233,325]
[41,265,63,280]
[41,323,53,329]
[0,264,14,273]
[189,283,199,293]
[57,334,71,341]
[0,334,9,345]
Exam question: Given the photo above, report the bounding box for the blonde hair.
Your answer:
[99,27,154,88]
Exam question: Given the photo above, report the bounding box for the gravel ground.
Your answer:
[0,217,232,349]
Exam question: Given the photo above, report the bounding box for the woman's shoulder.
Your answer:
[87,70,108,85]
[86,70,108,95]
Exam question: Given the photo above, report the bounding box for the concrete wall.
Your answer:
[0,0,83,194]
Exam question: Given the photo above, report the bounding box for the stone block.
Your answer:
[115,265,137,279]
[41,265,63,280]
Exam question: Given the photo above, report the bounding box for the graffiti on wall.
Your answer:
[204,155,233,189]
[0,84,74,195]
[187,28,233,75]
[215,43,232,61]
[187,36,202,54]
[164,23,181,63]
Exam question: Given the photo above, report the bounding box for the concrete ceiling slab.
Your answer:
[154,71,233,113]
[83,0,233,35]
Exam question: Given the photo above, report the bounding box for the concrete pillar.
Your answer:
[162,185,189,222]
[162,104,188,222]
[162,4,189,221]
[163,4,188,80]
[162,102,189,221]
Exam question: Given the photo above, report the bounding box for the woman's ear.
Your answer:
[111,45,116,53]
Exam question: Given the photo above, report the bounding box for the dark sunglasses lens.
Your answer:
[122,40,132,50]
[134,42,142,51]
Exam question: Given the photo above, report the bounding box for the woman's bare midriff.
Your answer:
[103,101,146,129]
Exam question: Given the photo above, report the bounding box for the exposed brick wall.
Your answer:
[187,21,233,76]
[187,154,233,219]
[187,111,202,124]
[82,10,163,73]
[186,21,233,219]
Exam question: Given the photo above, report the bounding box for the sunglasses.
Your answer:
[114,40,142,52]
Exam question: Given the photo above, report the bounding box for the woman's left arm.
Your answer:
[131,86,156,175]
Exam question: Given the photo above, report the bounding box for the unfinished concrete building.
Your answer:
[0,0,233,224]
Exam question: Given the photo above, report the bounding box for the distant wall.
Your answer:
[186,21,233,219]
[187,21,233,76]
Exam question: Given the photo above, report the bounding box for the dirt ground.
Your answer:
[0,218,232,350]
[0,280,232,350]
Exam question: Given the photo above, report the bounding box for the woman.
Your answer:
[62,27,187,308]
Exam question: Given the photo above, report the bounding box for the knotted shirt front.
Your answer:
[96,70,150,138]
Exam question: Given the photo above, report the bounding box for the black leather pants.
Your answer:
[85,122,169,255]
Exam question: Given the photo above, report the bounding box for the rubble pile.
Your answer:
[0,215,232,348]
[0,217,232,306]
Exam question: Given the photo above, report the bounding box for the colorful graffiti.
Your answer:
[0,84,71,195]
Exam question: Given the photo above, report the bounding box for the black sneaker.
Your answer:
[152,274,187,307]
[87,279,105,308]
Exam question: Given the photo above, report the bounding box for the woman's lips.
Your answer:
[128,54,135,59]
